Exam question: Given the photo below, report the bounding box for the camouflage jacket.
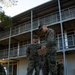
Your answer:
[26,43,41,61]
[45,28,56,48]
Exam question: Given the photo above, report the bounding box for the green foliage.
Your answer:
[0,12,12,29]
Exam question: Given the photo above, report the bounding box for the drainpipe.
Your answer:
[7,27,11,75]
[31,10,33,44]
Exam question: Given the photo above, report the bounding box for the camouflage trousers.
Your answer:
[57,71,63,75]
[26,61,40,75]
[57,67,63,75]
[42,51,57,75]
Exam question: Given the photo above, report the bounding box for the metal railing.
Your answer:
[57,34,75,50]
[1,34,75,59]
[67,34,75,48]
[0,6,75,40]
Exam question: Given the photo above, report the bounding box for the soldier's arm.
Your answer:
[46,29,56,46]
[26,46,30,58]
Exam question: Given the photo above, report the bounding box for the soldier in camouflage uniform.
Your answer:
[39,54,49,75]
[57,60,64,75]
[26,35,41,75]
[39,24,57,75]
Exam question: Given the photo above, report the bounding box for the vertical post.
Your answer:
[57,0,66,75]
[7,27,11,75]
[57,34,60,50]
[38,18,40,26]
[18,42,20,56]
[31,10,33,44]
[64,31,68,49]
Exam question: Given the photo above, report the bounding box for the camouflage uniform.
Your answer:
[41,55,49,75]
[43,28,57,75]
[39,55,49,75]
[57,62,64,75]
[26,43,41,75]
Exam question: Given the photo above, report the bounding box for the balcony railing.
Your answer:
[67,34,75,48]
[0,45,27,59]
[0,6,75,40]
[62,7,75,20]
[0,49,8,59]
[57,34,75,51]
[0,34,75,59]
[19,45,26,56]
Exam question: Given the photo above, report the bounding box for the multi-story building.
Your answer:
[0,0,75,75]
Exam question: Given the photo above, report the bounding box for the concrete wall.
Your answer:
[66,53,75,75]
[17,59,28,75]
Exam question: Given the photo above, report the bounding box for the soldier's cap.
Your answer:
[33,35,39,39]
[38,24,44,31]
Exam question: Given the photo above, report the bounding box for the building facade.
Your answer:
[0,0,75,75]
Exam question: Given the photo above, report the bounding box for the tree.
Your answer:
[0,0,18,7]
[0,9,12,75]
[0,11,12,29]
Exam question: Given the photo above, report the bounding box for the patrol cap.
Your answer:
[33,35,39,39]
[38,24,44,31]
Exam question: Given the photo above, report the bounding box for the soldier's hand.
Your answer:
[42,61,45,65]
[27,58,29,60]
[41,45,46,51]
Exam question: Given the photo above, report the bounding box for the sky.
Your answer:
[0,0,51,17]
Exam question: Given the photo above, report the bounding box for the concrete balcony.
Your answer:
[0,6,75,40]
[57,34,75,51]
[0,34,75,59]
